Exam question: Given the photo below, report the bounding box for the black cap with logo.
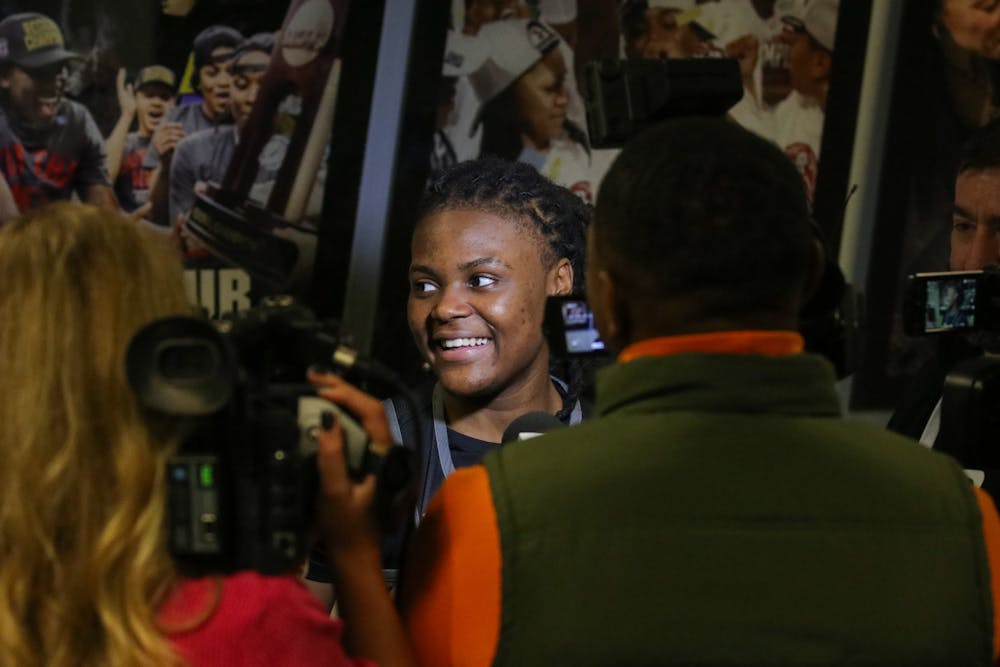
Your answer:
[0,12,79,69]
[134,65,178,93]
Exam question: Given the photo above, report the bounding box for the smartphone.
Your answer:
[544,295,607,357]
[902,270,991,335]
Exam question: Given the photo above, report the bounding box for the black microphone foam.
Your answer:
[501,412,566,444]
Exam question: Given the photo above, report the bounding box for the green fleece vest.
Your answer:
[482,353,993,666]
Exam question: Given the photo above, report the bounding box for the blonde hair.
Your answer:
[0,204,194,666]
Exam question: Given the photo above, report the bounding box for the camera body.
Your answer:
[902,269,1000,336]
[127,296,376,575]
[582,58,744,148]
[902,268,1000,472]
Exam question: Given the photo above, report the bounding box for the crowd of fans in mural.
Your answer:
[0,0,838,229]
[0,11,296,238]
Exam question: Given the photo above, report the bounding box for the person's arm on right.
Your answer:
[396,466,501,667]
[973,487,1000,664]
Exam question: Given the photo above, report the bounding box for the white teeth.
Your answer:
[440,337,490,349]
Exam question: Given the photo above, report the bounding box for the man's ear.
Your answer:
[547,257,574,296]
[800,236,828,307]
[590,267,630,351]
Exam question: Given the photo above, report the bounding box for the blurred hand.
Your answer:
[308,370,391,555]
[152,121,185,157]
[172,211,210,258]
[725,34,759,82]
[129,201,152,222]
[116,67,137,118]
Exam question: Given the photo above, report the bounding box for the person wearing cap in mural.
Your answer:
[670,3,778,134]
[445,0,590,164]
[771,0,838,203]
[144,24,243,172]
[431,30,490,180]
[106,65,177,216]
[471,18,594,202]
[620,0,708,60]
[0,12,115,212]
[143,24,243,227]
[168,32,276,228]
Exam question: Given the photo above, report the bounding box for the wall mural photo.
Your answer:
[0,0,342,317]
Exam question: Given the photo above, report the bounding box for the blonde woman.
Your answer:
[0,203,414,667]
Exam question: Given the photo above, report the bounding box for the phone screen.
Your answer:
[546,296,606,357]
[922,276,978,333]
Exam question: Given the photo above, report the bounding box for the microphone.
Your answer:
[501,412,566,444]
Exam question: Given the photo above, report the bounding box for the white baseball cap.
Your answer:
[782,0,838,52]
[678,1,767,47]
[466,18,562,106]
[441,30,490,77]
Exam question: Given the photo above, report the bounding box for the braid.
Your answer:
[418,155,593,408]
[419,155,591,291]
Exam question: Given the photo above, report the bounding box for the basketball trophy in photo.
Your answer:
[185,0,348,290]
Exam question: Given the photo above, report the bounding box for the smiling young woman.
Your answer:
[396,156,592,519]
[302,157,592,604]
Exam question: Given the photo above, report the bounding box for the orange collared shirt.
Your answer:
[398,330,1000,665]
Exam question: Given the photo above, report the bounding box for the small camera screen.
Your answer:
[561,299,606,354]
[924,277,977,332]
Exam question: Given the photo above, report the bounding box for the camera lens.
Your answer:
[157,341,217,380]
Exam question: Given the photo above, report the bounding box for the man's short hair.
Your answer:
[957,118,1000,175]
[593,117,813,318]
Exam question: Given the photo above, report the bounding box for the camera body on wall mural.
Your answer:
[0,0,342,318]
[433,0,839,206]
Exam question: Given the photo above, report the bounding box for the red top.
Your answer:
[160,571,376,667]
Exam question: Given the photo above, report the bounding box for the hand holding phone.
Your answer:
[544,295,608,357]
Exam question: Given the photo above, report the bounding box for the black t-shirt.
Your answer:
[447,427,497,469]
[306,383,591,584]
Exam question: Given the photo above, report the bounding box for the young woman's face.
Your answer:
[408,208,570,401]
[513,49,568,151]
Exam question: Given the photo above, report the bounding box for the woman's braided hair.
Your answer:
[418,154,590,292]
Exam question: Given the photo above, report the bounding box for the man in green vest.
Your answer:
[314,117,1000,665]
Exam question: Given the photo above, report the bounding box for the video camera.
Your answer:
[582,57,744,148]
[903,269,1000,336]
[125,295,417,576]
[903,268,1000,472]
